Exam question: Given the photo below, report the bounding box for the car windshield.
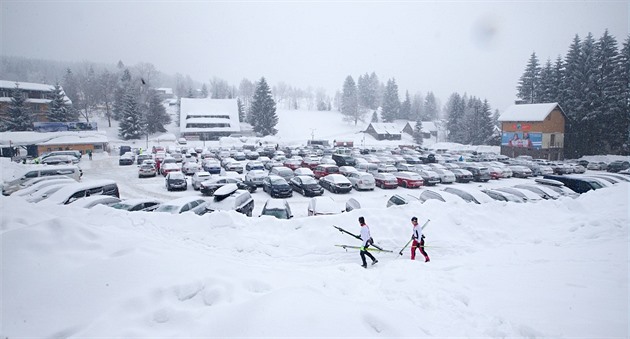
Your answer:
[170,173,185,179]
[301,177,317,185]
[271,178,287,185]
[263,209,289,219]
[111,203,134,210]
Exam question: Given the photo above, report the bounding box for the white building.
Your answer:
[179,98,241,140]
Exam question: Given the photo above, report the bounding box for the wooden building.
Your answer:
[365,123,402,140]
[0,80,71,123]
[498,103,567,160]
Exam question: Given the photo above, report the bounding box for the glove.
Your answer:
[368,238,374,245]
[422,235,426,239]
[360,247,365,251]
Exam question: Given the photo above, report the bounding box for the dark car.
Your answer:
[262,175,293,198]
[165,171,187,191]
[136,153,153,165]
[463,166,491,182]
[319,173,353,193]
[289,175,324,197]
[607,160,630,173]
[200,177,256,196]
[542,175,606,194]
[450,168,473,183]
[332,153,356,167]
[202,159,222,174]
[118,153,134,166]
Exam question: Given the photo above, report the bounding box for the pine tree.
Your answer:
[368,72,380,110]
[340,75,360,125]
[250,77,278,136]
[550,56,565,103]
[423,92,438,120]
[371,111,379,123]
[400,91,411,120]
[145,89,170,134]
[186,87,195,98]
[47,83,70,122]
[620,36,630,154]
[517,52,541,103]
[118,89,143,140]
[113,69,132,121]
[237,97,246,122]
[562,34,583,158]
[413,119,423,145]
[445,93,466,143]
[3,84,33,131]
[410,93,424,121]
[381,78,400,122]
[474,99,495,145]
[538,59,554,103]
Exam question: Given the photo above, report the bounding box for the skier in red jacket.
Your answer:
[410,216,430,262]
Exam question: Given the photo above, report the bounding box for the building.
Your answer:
[498,102,567,160]
[179,98,241,140]
[0,131,108,158]
[402,121,438,140]
[0,80,71,122]
[364,123,402,140]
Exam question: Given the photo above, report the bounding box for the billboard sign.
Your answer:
[501,132,542,149]
[34,122,98,132]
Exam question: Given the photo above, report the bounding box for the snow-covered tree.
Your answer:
[340,75,361,125]
[237,97,245,122]
[445,92,466,143]
[47,83,71,122]
[413,119,423,145]
[400,91,411,120]
[371,110,379,123]
[410,92,424,121]
[250,77,278,136]
[470,99,495,145]
[517,52,541,103]
[145,89,170,134]
[2,83,33,131]
[537,59,554,103]
[381,78,400,122]
[423,92,439,120]
[200,83,209,98]
[118,89,143,140]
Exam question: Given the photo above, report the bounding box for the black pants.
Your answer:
[360,244,376,266]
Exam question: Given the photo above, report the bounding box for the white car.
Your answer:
[245,169,268,187]
[293,167,315,177]
[182,162,201,175]
[68,195,121,209]
[430,168,456,184]
[307,196,344,216]
[346,172,376,191]
[338,166,359,177]
[191,171,212,190]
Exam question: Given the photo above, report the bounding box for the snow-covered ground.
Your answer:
[1,108,629,337]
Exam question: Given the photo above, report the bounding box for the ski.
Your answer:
[332,225,386,251]
[335,244,393,253]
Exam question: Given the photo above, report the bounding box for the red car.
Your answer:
[284,159,303,170]
[302,157,320,169]
[394,171,424,188]
[313,164,340,179]
[373,172,399,189]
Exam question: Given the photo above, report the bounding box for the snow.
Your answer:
[498,103,563,122]
[1,108,629,338]
[368,122,403,135]
[179,98,240,134]
[0,130,107,147]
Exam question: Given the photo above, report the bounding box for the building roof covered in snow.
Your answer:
[0,80,72,104]
[179,98,241,135]
[0,131,108,147]
[367,123,402,135]
[498,103,565,122]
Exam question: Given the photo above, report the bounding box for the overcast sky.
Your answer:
[2,1,628,112]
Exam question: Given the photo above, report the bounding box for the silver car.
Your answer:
[346,172,376,191]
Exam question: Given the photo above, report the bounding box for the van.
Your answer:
[119,145,132,156]
[2,165,82,195]
[39,179,119,205]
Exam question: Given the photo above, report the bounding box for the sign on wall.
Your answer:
[34,122,98,132]
[501,132,542,149]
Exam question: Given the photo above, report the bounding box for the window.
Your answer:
[550,134,556,147]
[180,204,191,212]
[24,171,39,178]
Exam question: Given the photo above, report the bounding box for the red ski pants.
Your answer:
[411,238,429,260]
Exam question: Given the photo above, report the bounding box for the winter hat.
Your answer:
[411,216,418,222]
[358,216,365,224]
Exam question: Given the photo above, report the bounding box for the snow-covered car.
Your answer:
[450,168,473,183]
[200,177,255,196]
[442,186,494,204]
[191,171,212,190]
[182,162,201,175]
[165,171,187,191]
[386,194,420,207]
[68,195,121,209]
[393,171,423,188]
[414,169,440,186]
[161,162,181,176]
[430,168,456,184]
[260,199,293,219]
[418,189,466,203]
[270,166,295,181]
[289,175,324,197]
[12,178,76,198]
[319,173,352,193]
[377,164,398,173]
[155,197,207,215]
[346,172,375,191]
[202,159,222,174]
[395,163,416,172]
[293,167,315,177]
[481,189,525,203]
[110,198,162,212]
[118,153,134,166]
[138,163,157,178]
[307,196,344,216]
[246,161,265,171]
[338,166,359,177]
[245,169,268,187]
[205,184,254,217]
[509,165,533,178]
[373,172,398,189]
[262,175,293,198]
